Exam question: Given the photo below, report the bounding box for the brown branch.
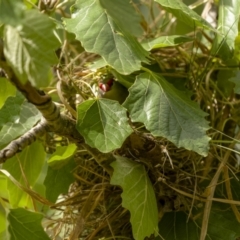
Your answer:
[0,39,84,162]
[0,120,48,163]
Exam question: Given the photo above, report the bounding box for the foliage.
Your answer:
[111,156,159,240]
[1,0,240,240]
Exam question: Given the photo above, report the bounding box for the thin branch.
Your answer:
[0,120,48,163]
[0,39,84,162]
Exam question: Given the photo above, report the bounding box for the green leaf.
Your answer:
[0,92,24,128]
[0,0,25,25]
[142,35,192,51]
[3,10,60,87]
[156,211,200,240]
[76,99,133,153]
[3,141,46,208]
[48,144,77,164]
[207,210,240,239]
[99,0,143,37]
[0,204,8,238]
[154,0,214,31]
[44,159,76,202]
[217,69,235,97]
[0,77,16,109]
[44,144,77,202]
[110,70,136,88]
[212,0,240,59]
[8,208,50,240]
[229,70,240,94]
[24,0,38,9]
[157,204,240,240]
[89,58,108,71]
[123,72,210,156]
[65,0,149,74]
[110,156,158,240]
[0,174,8,200]
[0,93,41,149]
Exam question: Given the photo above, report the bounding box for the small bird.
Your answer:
[98,79,128,104]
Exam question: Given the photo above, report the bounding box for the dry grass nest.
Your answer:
[47,31,240,239]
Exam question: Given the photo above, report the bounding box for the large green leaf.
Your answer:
[0,77,16,109]
[44,159,76,203]
[212,0,240,59]
[0,93,41,149]
[142,35,192,51]
[3,141,46,208]
[111,156,158,240]
[76,99,133,153]
[0,0,25,25]
[123,72,210,156]
[154,0,214,31]
[3,10,60,87]
[8,208,50,240]
[65,0,149,74]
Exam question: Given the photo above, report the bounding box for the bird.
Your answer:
[98,79,128,104]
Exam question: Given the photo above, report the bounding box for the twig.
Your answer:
[0,120,48,163]
[0,40,84,162]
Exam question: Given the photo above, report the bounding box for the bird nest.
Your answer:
[45,31,240,239]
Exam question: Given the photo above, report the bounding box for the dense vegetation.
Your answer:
[1,0,240,239]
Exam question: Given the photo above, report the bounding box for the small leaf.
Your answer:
[3,141,46,208]
[4,10,60,87]
[76,99,133,153]
[123,72,210,156]
[0,0,25,25]
[110,156,158,240]
[65,0,149,74]
[0,78,16,109]
[154,0,214,30]
[8,208,50,240]
[44,159,75,202]
[0,93,41,149]
[212,0,240,59]
[142,35,192,51]
[48,144,77,164]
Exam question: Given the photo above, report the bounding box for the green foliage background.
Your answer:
[1,0,240,240]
